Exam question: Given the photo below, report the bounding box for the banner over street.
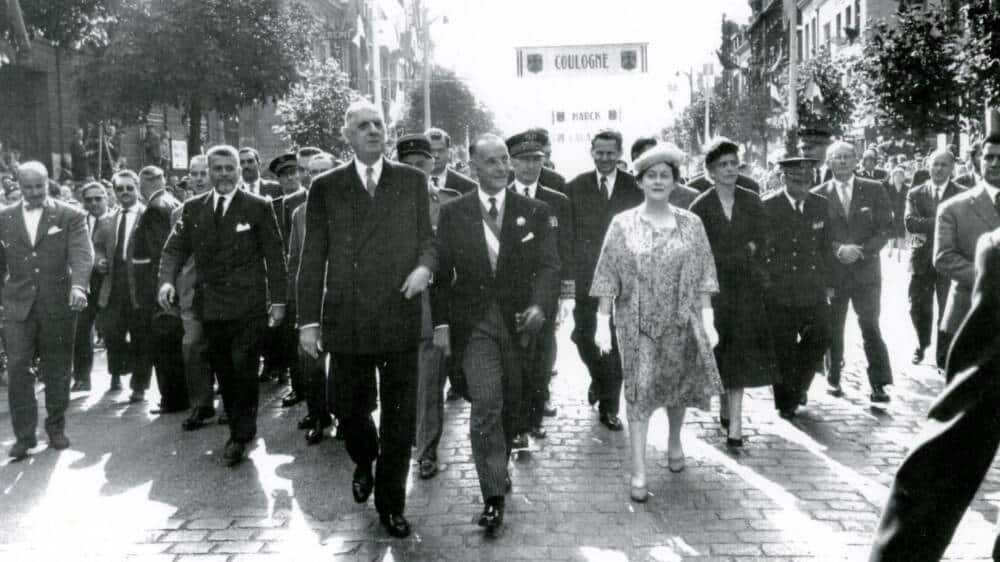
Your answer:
[516,43,648,78]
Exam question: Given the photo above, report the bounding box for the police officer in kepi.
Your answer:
[761,157,833,419]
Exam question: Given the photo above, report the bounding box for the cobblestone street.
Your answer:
[1,255,998,562]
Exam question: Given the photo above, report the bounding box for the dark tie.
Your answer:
[432,176,439,188]
[523,186,530,198]
[214,196,225,227]
[116,211,128,260]
[599,176,609,200]
[488,196,499,223]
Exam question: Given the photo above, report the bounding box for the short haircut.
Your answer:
[112,169,140,187]
[630,137,658,162]
[308,153,337,170]
[189,154,208,169]
[703,137,740,167]
[343,99,384,127]
[238,147,260,163]
[591,129,623,151]
[862,148,878,159]
[425,127,451,147]
[471,134,507,159]
[17,160,48,179]
[929,148,956,165]
[81,181,106,197]
[139,165,164,179]
[208,145,241,163]
[827,140,857,157]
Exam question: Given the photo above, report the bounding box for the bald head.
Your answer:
[470,134,510,195]
[929,149,956,185]
[827,141,858,181]
[18,161,49,209]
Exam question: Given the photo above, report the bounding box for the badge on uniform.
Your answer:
[549,216,559,228]
[812,221,824,230]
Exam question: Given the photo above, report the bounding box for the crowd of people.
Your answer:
[2,99,1000,549]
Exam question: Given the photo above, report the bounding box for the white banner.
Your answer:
[516,43,648,78]
[170,140,188,170]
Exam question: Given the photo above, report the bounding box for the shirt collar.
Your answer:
[354,157,384,185]
[478,187,506,212]
[213,188,237,204]
[597,168,617,187]
[784,190,805,210]
[982,181,1000,202]
[513,179,537,198]
[835,175,854,191]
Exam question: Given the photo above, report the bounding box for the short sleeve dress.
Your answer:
[590,207,723,422]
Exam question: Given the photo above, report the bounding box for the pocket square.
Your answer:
[812,221,824,230]
[236,222,251,232]
[131,258,151,265]
[521,232,535,243]
[47,226,62,235]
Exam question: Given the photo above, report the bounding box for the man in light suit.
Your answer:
[905,149,964,367]
[812,141,894,403]
[565,129,643,431]
[432,134,560,536]
[426,127,479,194]
[869,223,1000,561]
[1,161,93,460]
[298,101,437,538]
[130,166,188,412]
[94,170,147,398]
[505,129,572,446]
[72,181,109,391]
[159,145,287,465]
[934,135,1000,380]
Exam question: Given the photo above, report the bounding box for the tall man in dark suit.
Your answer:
[857,149,889,182]
[565,129,643,431]
[762,157,832,419]
[506,129,572,446]
[94,170,147,398]
[72,181,109,391]
[267,153,308,407]
[159,144,287,466]
[1,161,93,460]
[812,141,894,403]
[935,135,1000,380]
[426,127,479,194]
[905,149,964,366]
[238,147,282,200]
[869,225,1000,562]
[955,141,982,188]
[298,101,437,538]
[432,134,560,536]
[131,166,188,412]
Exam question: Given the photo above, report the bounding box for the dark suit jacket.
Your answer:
[0,199,93,321]
[811,176,893,288]
[160,189,287,322]
[670,184,700,209]
[509,167,567,193]
[130,189,179,310]
[870,229,1000,562]
[912,169,930,186]
[564,170,643,298]
[287,202,307,307]
[92,204,146,309]
[955,172,979,189]
[270,188,307,250]
[686,173,761,193]
[297,158,438,354]
[513,182,573,291]
[761,191,832,307]
[904,180,963,276]
[444,168,478,194]
[430,191,560,358]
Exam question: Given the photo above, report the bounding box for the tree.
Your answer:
[76,0,315,156]
[792,49,856,138]
[272,58,360,162]
[17,0,113,48]
[853,6,964,150]
[399,66,495,144]
[954,0,1000,130]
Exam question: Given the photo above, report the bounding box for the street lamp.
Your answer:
[417,3,447,131]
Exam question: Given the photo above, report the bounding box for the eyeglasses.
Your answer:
[114,184,136,192]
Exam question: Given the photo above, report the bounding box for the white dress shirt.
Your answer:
[117,206,139,258]
[835,176,855,211]
[354,157,384,189]
[784,191,805,214]
[513,179,537,199]
[596,169,618,199]
[430,171,447,189]
[22,204,43,247]
[211,189,237,216]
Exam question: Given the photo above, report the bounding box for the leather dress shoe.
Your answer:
[379,512,411,538]
[912,347,925,364]
[827,384,844,398]
[511,433,529,449]
[280,391,303,408]
[778,408,796,420]
[542,402,557,417]
[599,413,623,431]
[587,385,598,406]
[871,386,890,403]
[152,404,188,415]
[109,375,122,392]
[478,500,504,536]
[418,459,438,479]
[352,465,374,503]
[221,440,246,467]
[305,417,331,445]
[48,433,71,450]
[8,438,37,460]
[529,425,547,439]
[182,408,215,431]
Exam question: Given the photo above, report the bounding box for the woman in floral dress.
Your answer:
[590,143,722,503]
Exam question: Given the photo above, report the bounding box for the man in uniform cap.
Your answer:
[268,152,308,407]
[798,127,834,186]
[505,129,573,448]
[396,134,464,478]
[761,157,833,419]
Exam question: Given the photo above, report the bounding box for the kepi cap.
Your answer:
[268,152,298,176]
[396,134,432,158]
[506,130,548,158]
[777,156,819,169]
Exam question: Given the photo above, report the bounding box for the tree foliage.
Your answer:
[272,57,359,162]
[954,1,1000,115]
[399,66,495,144]
[76,0,315,155]
[8,0,113,49]
[793,49,855,137]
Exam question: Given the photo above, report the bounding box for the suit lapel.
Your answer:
[971,186,1000,227]
[823,182,847,220]
[496,194,520,273]
[847,179,864,219]
[34,200,57,248]
[12,202,31,248]
[356,161,398,250]
[464,194,493,277]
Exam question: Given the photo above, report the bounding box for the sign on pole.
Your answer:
[171,140,188,170]
[516,43,648,78]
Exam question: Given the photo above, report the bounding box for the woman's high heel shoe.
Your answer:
[629,477,649,502]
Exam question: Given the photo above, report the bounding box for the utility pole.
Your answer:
[784,0,799,154]
[420,0,432,130]
[369,0,383,114]
[704,76,712,142]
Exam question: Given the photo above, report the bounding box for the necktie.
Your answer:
[523,186,530,198]
[214,196,225,226]
[488,197,499,223]
[599,176,609,200]
[839,183,851,216]
[116,210,128,260]
[432,176,439,188]
[365,167,377,198]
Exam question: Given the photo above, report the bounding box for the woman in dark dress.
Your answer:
[690,138,774,447]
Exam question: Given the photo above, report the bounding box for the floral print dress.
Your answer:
[590,207,723,421]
